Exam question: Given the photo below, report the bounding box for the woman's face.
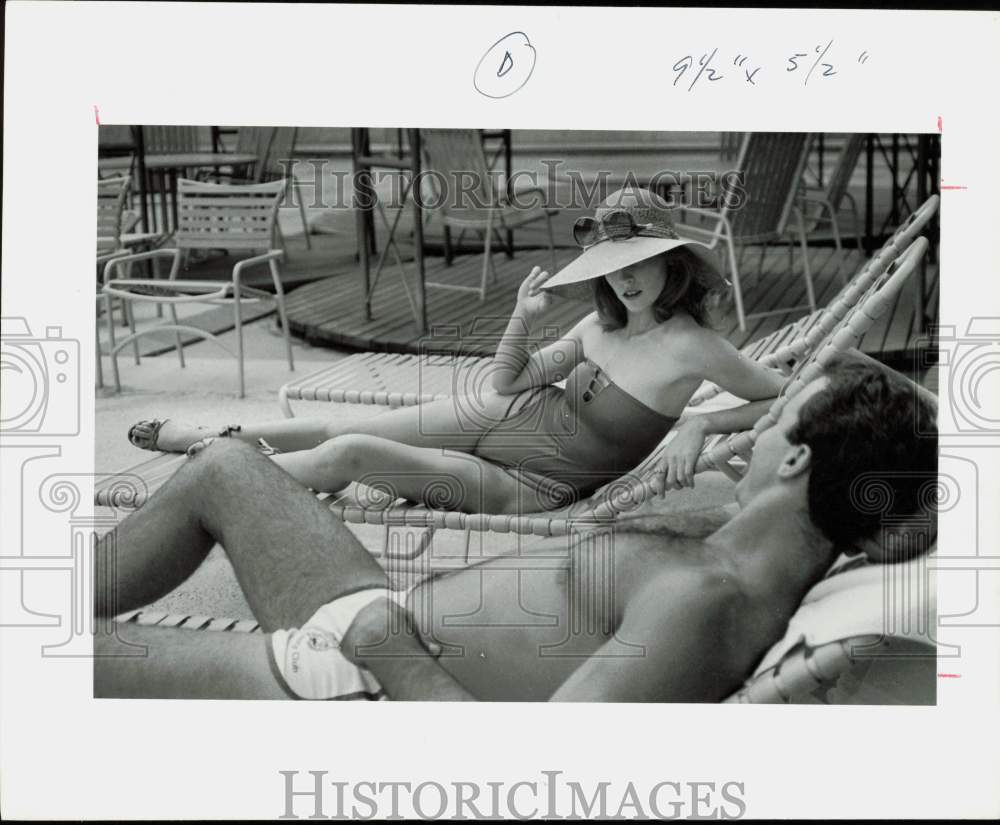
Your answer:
[603,255,667,314]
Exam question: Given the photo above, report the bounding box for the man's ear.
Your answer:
[776,443,812,480]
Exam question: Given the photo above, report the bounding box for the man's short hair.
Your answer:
[787,352,938,549]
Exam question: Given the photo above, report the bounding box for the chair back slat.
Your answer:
[722,133,813,241]
[824,133,865,212]
[142,125,202,154]
[175,178,285,250]
[97,176,130,250]
[420,129,499,220]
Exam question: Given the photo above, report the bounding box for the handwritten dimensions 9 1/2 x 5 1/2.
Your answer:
[673,41,870,90]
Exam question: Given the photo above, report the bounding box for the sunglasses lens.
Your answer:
[603,210,636,239]
[573,217,600,247]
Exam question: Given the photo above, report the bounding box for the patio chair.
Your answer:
[420,128,559,301]
[97,177,164,359]
[797,133,865,253]
[259,127,311,252]
[94,235,931,579]
[276,195,939,416]
[142,125,202,154]
[198,126,275,184]
[676,132,817,332]
[97,176,162,255]
[98,178,295,398]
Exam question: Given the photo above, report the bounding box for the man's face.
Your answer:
[735,376,831,506]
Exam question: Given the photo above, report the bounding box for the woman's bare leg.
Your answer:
[148,391,522,454]
[269,434,568,515]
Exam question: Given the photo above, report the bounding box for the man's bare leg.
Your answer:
[95,439,390,698]
[95,438,386,631]
[95,624,293,699]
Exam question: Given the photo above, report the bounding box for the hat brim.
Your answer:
[542,237,728,302]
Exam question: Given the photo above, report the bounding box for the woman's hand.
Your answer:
[653,418,708,494]
[515,266,556,317]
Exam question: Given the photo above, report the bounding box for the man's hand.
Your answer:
[340,595,474,701]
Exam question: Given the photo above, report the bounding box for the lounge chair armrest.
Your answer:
[102,247,181,285]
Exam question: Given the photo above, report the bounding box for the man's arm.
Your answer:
[342,597,477,701]
[549,570,745,702]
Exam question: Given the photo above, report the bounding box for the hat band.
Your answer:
[576,222,679,250]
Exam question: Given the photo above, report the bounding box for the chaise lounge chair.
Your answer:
[95,235,933,579]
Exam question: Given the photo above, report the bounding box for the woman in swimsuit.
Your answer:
[127,187,787,514]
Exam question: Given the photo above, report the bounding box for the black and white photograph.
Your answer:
[88,125,941,705]
[2,3,998,821]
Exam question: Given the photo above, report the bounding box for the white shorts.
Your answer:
[268,587,409,701]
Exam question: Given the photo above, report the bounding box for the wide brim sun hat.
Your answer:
[542,186,730,301]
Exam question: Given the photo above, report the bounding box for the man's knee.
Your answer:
[187,437,262,484]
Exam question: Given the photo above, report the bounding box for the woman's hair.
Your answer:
[591,247,716,331]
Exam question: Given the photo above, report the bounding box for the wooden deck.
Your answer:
[283,242,938,363]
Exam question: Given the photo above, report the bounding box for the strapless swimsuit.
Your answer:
[471,358,678,507]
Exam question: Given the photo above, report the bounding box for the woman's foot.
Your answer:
[128,420,242,453]
[186,436,279,458]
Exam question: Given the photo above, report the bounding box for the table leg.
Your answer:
[157,170,169,235]
[170,169,179,232]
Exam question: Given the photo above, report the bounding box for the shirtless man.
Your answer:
[94,354,937,701]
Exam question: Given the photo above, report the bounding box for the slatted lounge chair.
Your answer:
[277,195,939,416]
[93,195,936,513]
[95,236,931,576]
[726,552,937,703]
[304,234,932,563]
[98,178,295,398]
[111,552,937,704]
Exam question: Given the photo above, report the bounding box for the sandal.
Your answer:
[129,421,243,453]
[256,438,282,456]
[127,419,170,452]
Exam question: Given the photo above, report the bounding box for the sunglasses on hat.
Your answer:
[572,209,678,249]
